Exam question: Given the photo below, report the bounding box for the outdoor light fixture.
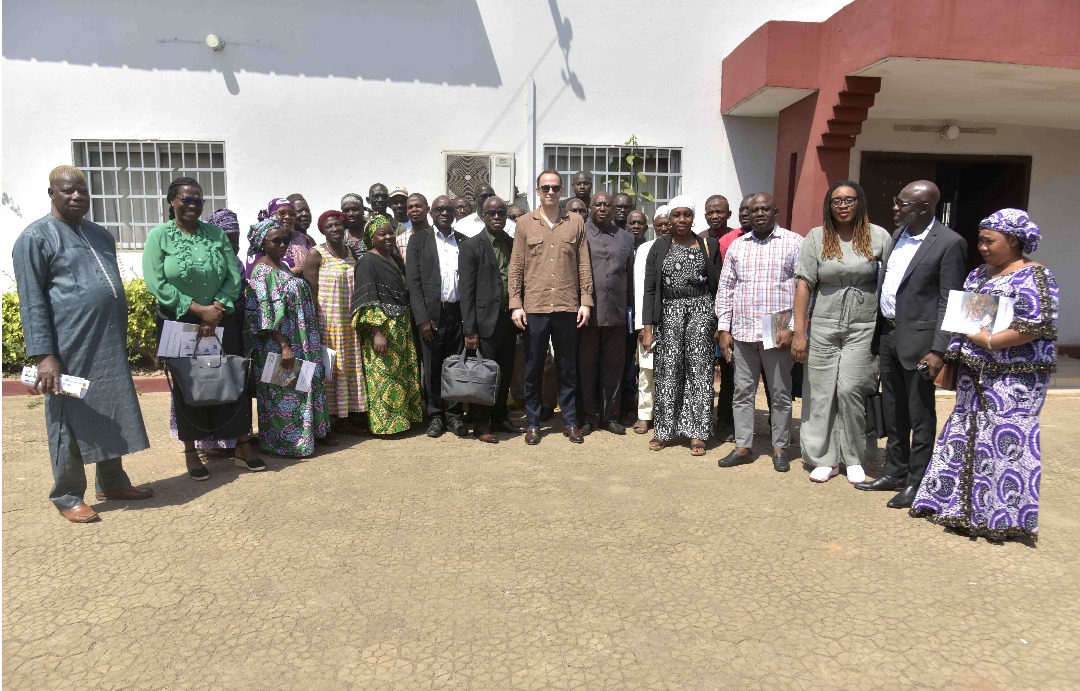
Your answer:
[205,34,224,52]
[940,125,961,141]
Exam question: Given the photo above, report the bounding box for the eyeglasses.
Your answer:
[483,209,507,218]
[267,237,290,246]
[539,185,563,194]
[830,197,858,208]
[178,196,204,207]
[893,197,924,209]
[432,206,453,213]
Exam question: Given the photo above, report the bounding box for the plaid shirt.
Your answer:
[715,226,802,342]
[395,225,417,262]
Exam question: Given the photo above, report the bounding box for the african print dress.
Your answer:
[246,262,331,457]
[911,264,1058,541]
[314,244,367,417]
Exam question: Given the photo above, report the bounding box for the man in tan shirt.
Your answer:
[509,170,594,445]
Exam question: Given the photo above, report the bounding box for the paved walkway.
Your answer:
[3,392,1078,689]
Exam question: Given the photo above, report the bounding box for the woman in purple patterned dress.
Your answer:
[911,209,1057,543]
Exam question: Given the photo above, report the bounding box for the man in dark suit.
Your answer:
[460,196,523,443]
[406,195,468,438]
[858,180,967,508]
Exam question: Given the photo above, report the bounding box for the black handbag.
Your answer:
[440,347,500,406]
[864,392,886,439]
[163,336,251,407]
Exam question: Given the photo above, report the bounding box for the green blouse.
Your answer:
[142,220,242,318]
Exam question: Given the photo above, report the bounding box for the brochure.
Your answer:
[761,309,793,350]
[260,352,316,393]
[21,366,90,398]
[941,290,1015,335]
[156,320,224,358]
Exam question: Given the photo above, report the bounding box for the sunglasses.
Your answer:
[266,237,290,247]
[483,209,507,218]
[539,185,562,194]
[893,197,924,209]
[432,206,454,213]
[178,196,204,207]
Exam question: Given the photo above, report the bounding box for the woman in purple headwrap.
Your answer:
[245,198,316,278]
[911,209,1058,543]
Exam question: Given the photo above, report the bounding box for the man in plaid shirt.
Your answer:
[715,193,802,472]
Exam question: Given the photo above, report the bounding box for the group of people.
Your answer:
[15,165,1057,545]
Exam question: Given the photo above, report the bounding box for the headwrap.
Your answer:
[979,208,1040,254]
[207,208,240,234]
[267,198,293,216]
[667,195,695,216]
[653,205,670,220]
[318,210,347,232]
[341,193,364,207]
[247,219,282,256]
[363,215,391,249]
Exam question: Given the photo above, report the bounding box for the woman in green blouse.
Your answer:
[143,177,264,480]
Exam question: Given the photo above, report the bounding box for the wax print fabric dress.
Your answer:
[314,243,367,417]
[246,262,330,456]
[911,264,1058,541]
[350,251,423,435]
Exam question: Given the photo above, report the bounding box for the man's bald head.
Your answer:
[894,180,940,228]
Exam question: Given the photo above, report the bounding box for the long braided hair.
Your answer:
[821,179,873,261]
[166,176,202,220]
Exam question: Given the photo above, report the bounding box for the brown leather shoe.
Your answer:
[475,423,498,444]
[61,503,100,523]
[562,425,584,444]
[95,486,154,501]
[524,427,541,445]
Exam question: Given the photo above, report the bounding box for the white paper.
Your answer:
[21,366,90,398]
[322,347,336,383]
[941,290,1015,335]
[260,352,315,393]
[156,320,223,358]
[761,309,793,350]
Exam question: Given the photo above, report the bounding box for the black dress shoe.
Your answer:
[855,475,905,492]
[524,427,541,445]
[563,425,585,443]
[887,484,919,509]
[447,418,470,438]
[426,417,447,438]
[715,426,736,443]
[772,451,791,473]
[493,419,523,434]
[601,419,626,435]
[718,450,754,468]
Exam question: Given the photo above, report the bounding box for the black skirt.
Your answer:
[156,305,252,441]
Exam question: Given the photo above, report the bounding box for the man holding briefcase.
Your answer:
[460,196,523,443]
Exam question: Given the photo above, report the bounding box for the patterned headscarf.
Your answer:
[363,215,390,249]
[247,219,282,255]
[979,208,1040,254]
[341,193,364,207]
[267,198,293,216]
[207,208,240,234]
[318,210,347,232]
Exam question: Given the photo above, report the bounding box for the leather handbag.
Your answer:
[934,362,958,391]
[864,392,886,439]
[440,347,500,406]
[163,336,251,407]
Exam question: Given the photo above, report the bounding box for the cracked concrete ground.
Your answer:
[3,391,1078,689]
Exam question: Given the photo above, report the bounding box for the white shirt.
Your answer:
[633,239,656,331]
[454,212,516,238]
[879,218,935,319]
[434,229,460,303]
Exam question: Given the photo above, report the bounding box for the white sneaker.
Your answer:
[846,464,866,484]
[809,465,839,483]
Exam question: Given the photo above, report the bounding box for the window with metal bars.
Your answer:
[543,144,682,223]
[72,141,228,249]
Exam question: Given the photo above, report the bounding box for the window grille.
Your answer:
[72,141,227,249]
[543,144,682,223]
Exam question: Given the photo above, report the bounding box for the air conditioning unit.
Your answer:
[444,151,515,204]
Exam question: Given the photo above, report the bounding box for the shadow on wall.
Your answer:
[723,115,781,200]
[2,0,502,89]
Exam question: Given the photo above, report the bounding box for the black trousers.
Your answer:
[524,312,578,428]
[420,302,464,421]
[473,311,517,424]
[578,325,626,423]
[879,324,937,485]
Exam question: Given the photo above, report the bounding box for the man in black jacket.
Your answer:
[406,195,468,438]
[460,196,523,443]
[858,180,967,508]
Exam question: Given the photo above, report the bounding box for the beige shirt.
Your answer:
[508,208,594,313]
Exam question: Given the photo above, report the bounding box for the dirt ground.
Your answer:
[3,391,1078,690]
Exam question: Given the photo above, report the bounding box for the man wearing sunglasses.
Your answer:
[509,170,594,445]
[454,184,517,239]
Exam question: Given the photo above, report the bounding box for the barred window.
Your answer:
[72,141,228,249]
[543,144,682,223]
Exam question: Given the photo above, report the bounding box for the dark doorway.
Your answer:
[859,153,1031,270]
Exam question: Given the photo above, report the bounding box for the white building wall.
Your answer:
[851,119,1080,344]
[1,0,853,285]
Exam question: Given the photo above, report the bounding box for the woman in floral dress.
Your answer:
[911,209,1058,542]
[245,219,334,457]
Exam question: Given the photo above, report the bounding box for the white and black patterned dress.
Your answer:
[652,242,717,442]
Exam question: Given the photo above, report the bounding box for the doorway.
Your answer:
[859,153,1031,269]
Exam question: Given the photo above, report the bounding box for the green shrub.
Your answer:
[1,279,159,370]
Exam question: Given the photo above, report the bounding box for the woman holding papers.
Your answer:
[911,209,1058,543]
[791,181,891,484]
[144,177,263,479]
[245,219,334,457]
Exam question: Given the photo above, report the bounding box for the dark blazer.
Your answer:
[642,234,722,327]
[405,227,467,325]
[459,231,510,340]
[872,219,967,368]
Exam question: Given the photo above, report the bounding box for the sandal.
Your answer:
[648,438,666,451]
[632,419,649,434]
[233,440,265,472]
[318,434,341,447]
[690,441,707,457]
[183,449,209,481]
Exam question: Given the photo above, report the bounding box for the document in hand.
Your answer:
[260,352,316,393]
[941,290,1015,335]
[21,365,90,398]
[156,321,224,358]
[761,309,793,350]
